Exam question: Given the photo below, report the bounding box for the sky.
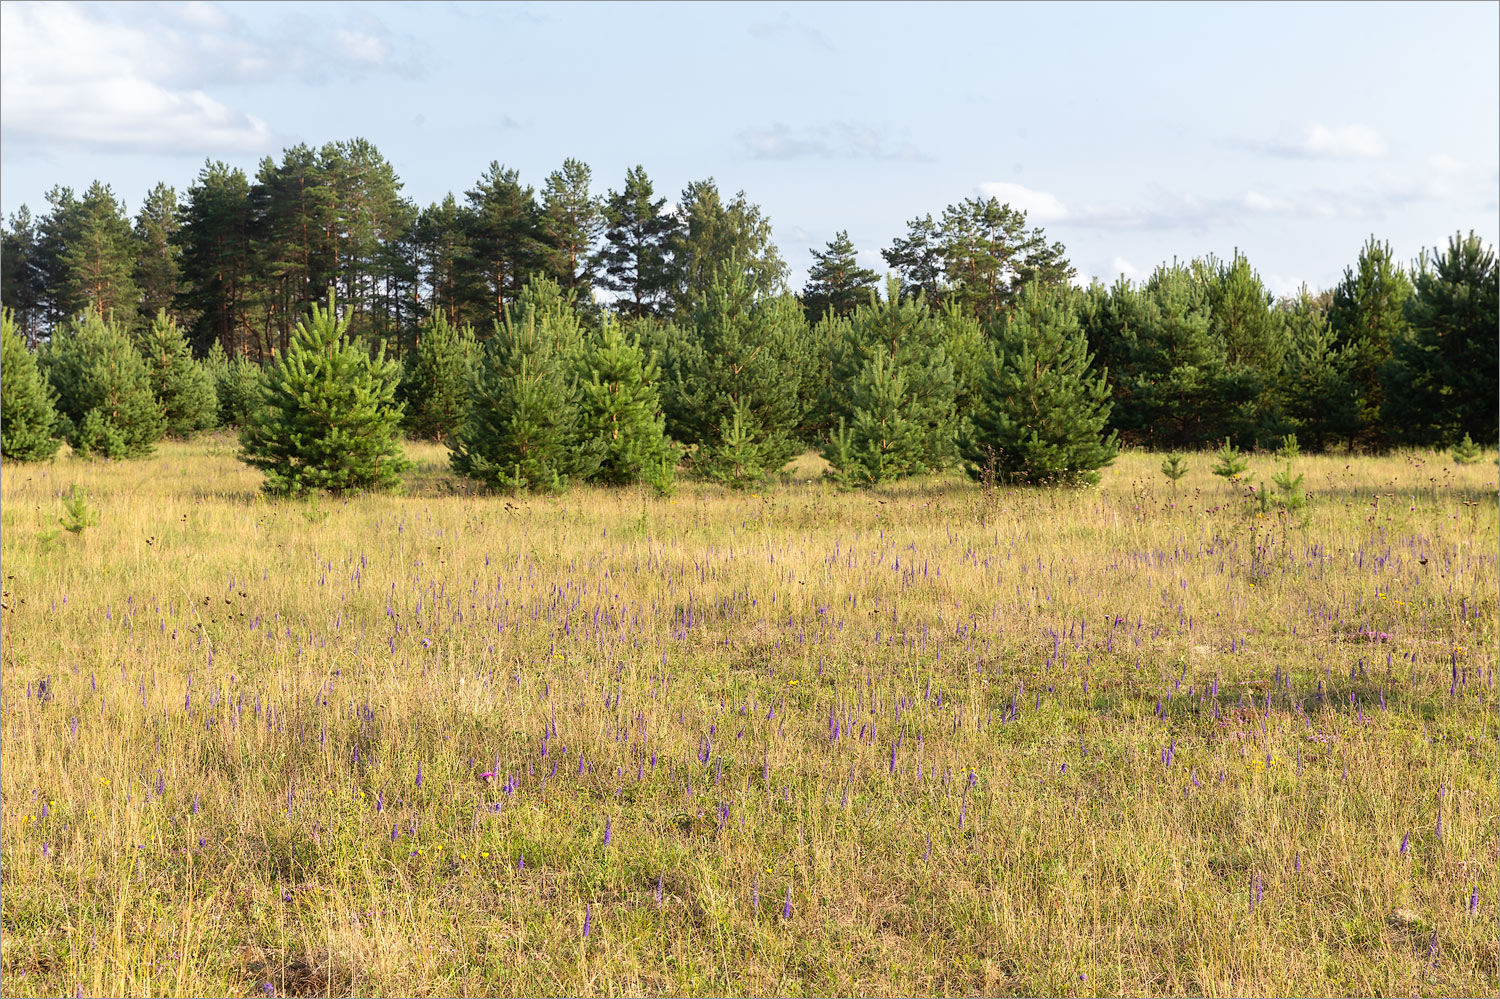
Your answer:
[2,0,1497,296]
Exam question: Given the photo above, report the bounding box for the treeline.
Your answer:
[2,138,1496,490]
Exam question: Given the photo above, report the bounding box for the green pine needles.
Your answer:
[822,278,960,487]
[450,279,587,493]
[203,342,266,427]
[137,309,217,438]
[575,317,678,493]
[1450,433,1482,465]
[1210,438,1249,482]
[1,308,62,461]
[1160,452,1188,490]
[40,310,165,459]
[239,292,410,496]
[960,282,1118,487]
[400,312,477,442]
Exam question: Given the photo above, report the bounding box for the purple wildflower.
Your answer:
[603,815,612,848]
[782,885,793,919]
[582,904,592,939]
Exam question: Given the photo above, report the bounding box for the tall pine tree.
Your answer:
[801,231,878,322]
[133,183,184,327]
[596,166,680,319]
[540,159,605,300]
[464,162,546,324]
[57,182,139,325]
[1327,237,1412,449]
[1387,231,1498,445]
[670,179,787,316]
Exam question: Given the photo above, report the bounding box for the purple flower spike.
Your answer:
[603,815,612,848]
[1399,832,1410,856]
[1469,887,1479,914]
[782,885,793,919]
[582,904,592,939]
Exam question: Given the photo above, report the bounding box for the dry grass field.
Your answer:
[1,438,1495,997]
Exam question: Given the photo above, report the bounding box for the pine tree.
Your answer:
[1327,237,1412,449]
[2,207,48,344]
[204,342,266,427]
[826,350,930,485]
[415,194,484,328]
[40,311,165,459]
[1,308,61,461]
[57,182,140,325]
[449,277,587,492]
[540,159,605,300]
[399,311,477,442]
[247,144,338,358]
[674,263,809,483]
[1116,264,1224,448]
[881,214,946,306]
[937,197,1073,322]
[596,166,680,319]
[137,310,217,437]
[1200,251,1289,445]
[696,403,777,490]
[670,179,787,316]
[1388,231,1498,446]
[822,277,959,482]
[801,231,878,322]
[961,282,1117,486]
[574,317,678,490]
[464,162,546,323]
[1277,289,1356,452]
[133,183,183,325]
[239,292,409,496]
[176,161,255,358]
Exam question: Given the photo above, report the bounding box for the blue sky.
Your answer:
[2,0,1496,296]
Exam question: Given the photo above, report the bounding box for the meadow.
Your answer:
[1,439,1495,997]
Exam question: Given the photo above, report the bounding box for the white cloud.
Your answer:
[1243,190,1294,214]
[738,122,927,161]
[1112,256,1140,281]
[1262,273,1309,299]
[1257,122,1389,160]
[1428,153,1466,174]
[335,29,392,68]
[747,13,835,50]
[0,2,272,154]
[1300,123,1387,159]
[0,2,426,156]
[974,181,1070,223]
